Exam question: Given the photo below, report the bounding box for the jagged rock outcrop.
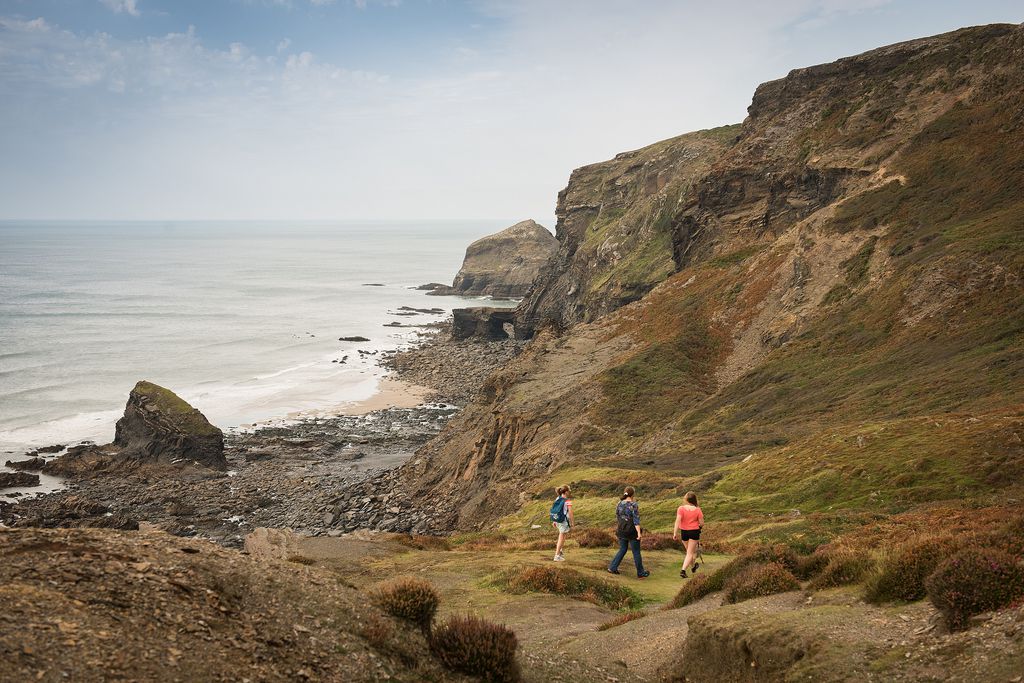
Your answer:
[113,380,225,469]
[451,307,517,341]
[394,23,1024,530]
[429,219,556,298]
[44,381,226,475]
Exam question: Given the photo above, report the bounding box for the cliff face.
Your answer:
[445,219,557,298]
[515,126,739,336]
[400,24,1024,531]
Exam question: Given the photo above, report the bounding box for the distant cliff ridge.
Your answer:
[429,219,557,298]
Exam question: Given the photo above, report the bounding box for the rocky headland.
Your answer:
[425,219,557,298]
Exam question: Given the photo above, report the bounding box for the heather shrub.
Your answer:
[666,573,721,609]
[575,527,616,548]
[723,562,800,604]
[640,532,680,551]
[864,537,947,603]
[494,566,644,610]
[926,550,1024,631]
[793,548,833,580]
[597,610,646,631]
[429,615,520,682]
[809,551,874,589]
[370,577,440,633]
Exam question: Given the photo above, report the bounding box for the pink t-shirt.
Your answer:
[676,505,704,531]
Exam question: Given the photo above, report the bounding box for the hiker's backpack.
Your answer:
[616,502,637,538]
[549,497,567,523]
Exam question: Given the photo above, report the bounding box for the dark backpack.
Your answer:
[616,502,637,539]
[549,497,567,523]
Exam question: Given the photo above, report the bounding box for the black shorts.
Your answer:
[679,529,701,542]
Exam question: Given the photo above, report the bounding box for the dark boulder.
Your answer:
[113,381,226,470]
[5,457,46,471]
[0,472,40,489]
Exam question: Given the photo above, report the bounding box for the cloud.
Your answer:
[99,0,141,16]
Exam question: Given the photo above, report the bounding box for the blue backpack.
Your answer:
[549,496,567,523]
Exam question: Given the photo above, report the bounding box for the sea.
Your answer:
[0,220,515,461]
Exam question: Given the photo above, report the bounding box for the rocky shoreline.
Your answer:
[0,321,523,545]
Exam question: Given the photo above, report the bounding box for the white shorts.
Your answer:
[555,521,571,534]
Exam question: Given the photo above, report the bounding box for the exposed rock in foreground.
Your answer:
[0,527,459,682]
[428,219,557,298]
[43,381,225,476]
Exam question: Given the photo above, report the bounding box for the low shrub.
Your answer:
[793,548,832,580]
[666,573,721,609]
[723,562,800,604]
[429,615,520,682]
[597,610,647,631]
[864,537,947,603]
[640,532,680,551]
[394,533,451,551]
[926,550,1024,631]
[576,527,616,548]
[494,566,644,610]
[370,577,440,633]
[285,554,315,565]
[809,551,875,590]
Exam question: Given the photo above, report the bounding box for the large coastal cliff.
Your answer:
[399,23,1024,531]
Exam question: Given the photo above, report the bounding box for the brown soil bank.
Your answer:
[0,527,463,682]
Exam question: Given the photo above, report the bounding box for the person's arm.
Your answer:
[633,504,642,540]
[698,508,705,529]
[673,511,681,540]
[568,502,574,527]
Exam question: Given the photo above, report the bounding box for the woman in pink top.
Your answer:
[673,491,704,578]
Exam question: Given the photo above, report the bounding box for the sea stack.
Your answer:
[113,381,226,470]
[430,219,557,298]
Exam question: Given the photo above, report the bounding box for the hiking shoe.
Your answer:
[607,568,620,575]
[638,571,650,579]
[680,568,688,578]
[692,562,700,573]
[553,554,565,562]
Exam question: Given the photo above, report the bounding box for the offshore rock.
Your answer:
[429,219,556,298]
[0,472,40,489]
[113,381,225,469]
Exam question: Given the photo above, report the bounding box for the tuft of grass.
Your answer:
[723,562,800,604]
[863,536,946,604]
[667,573,721,609]
[370,577,440,633]
[575,527,616,548]
[598,610,647,631]
[926,550,1024,631]
[429,615,520,682]
[640,532,681,551]
[808,551,875,590]
[492,566,645,611]
[393,534,451,551]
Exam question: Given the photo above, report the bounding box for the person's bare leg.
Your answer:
[682,539,698,571]
[555,532,566,556]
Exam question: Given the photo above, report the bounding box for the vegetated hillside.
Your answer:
[398,23,1024,542]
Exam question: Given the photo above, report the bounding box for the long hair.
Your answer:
[684,491,698,506]
[620,486,636,501]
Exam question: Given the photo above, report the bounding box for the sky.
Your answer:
[0,1,1021,222]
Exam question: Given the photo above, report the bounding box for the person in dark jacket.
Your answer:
[607,486,650,578]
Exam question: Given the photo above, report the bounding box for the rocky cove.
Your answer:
[0,319,525,547]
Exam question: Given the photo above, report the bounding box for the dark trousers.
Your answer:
[609,537,645,575]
